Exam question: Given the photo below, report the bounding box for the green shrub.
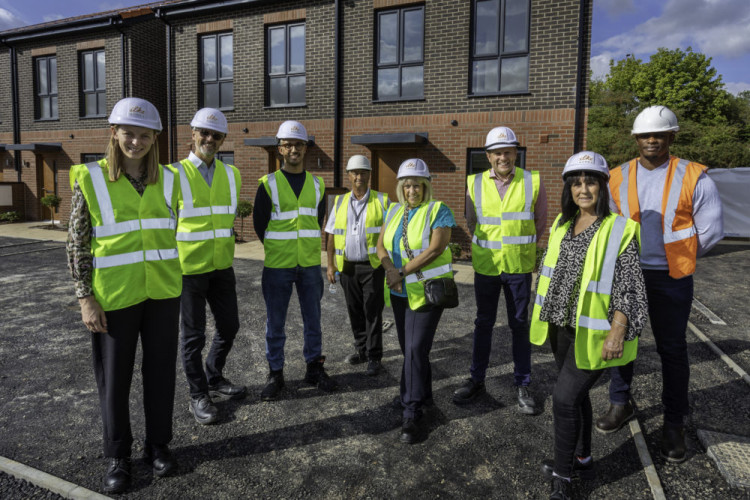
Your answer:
[0,211,21,222]
[448,242,462,260]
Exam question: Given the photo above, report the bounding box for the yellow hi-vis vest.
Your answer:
[260,170,324,268]
[172,158,241,275]
[69,159,182,311]
[382,201,454,311]
[331,190,389,270]
[468,167,540,275]
[530,213,641,370]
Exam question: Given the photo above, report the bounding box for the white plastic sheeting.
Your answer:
[707,167,750,238]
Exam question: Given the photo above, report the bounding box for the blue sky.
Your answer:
[2,0,749,95]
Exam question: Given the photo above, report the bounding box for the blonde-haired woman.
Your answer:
[67,97,182,494]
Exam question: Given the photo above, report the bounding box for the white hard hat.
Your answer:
[191,108,228,134]
[562,151,609,179]
[276,120,308,142]
[109,97,162,132]
[397,158,430,179]
[484,126,519,150]
[631,105,679,135]
[346,155,371,171]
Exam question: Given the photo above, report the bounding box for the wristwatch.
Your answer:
[398,267,405,277]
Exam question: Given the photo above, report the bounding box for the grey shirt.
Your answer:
[188,151,215,187]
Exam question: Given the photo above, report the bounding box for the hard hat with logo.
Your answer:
[397,158,430,179]
[562,151,609,179]
[631,105,679,135]
[108,97,162,132]
[484,126,519,150]
[276,120,308,142]
[191,108,228,134]
[346,155,371,171]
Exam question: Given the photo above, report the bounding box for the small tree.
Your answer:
[40,194,62,228]
[236,200,253,242]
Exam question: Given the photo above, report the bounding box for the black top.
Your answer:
[253,169,326,242]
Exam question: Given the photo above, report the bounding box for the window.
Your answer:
[80,50,106,117]
[201,33,233,109]
[375,6,424,101]
[216,152,234,165]
[35,56,58,120]
[81,153,105,163]
[467,147,526,175]
[267,23,306,107]
[471,0,530,95]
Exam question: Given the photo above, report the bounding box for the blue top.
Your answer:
[389,201,456,297]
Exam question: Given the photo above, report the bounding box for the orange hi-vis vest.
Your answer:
[609,156,707,279]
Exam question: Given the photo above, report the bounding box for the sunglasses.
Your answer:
[279,142,307,151]
[196,129,226,141]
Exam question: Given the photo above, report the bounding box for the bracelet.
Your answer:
[613,318,627,328]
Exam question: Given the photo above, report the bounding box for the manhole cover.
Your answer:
[697,429,750,488]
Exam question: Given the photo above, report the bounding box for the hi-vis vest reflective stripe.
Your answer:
[331,190,388,270]
[610,156,706,279]
[382,201,453,311]
[69,160,182,311]
[468,168,539,275]
[530,213,640,370]
[172,159,240,275]
[260,170,324,268]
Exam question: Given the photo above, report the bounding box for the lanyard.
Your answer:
[350,194,366,232]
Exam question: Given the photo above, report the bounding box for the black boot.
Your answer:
[102,458,131,494]
[261,369,285,401]
[304,356,337,392]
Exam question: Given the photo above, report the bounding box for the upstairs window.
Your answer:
[267,23,306,107]
[375,6,424,101]
[471,0,530,95]
[201,33,233,110]
[35,56,58,120]
[80,49,106,117]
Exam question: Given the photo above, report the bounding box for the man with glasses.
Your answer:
[173,108,245,425]
[325,155,389,376]
[253,120,336,401]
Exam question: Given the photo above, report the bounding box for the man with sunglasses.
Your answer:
[601,105,723,462]
[173,108,245,425]
[253,120,336,401]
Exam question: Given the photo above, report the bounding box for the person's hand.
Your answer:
[79,296,107,333]
[385,266,403,291]
[326,265,338,284]
[602,330,625,361]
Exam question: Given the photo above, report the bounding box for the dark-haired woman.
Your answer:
[530,151,648,500]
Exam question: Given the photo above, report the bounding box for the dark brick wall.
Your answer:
[0,48,11,133]
[128,19,168,122]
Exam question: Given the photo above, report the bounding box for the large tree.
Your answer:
[587,47,750,168]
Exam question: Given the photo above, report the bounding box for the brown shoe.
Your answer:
[661,424,687,463]
[595,399,635,434]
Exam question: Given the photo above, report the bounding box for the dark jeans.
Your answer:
[551,325,603,478]
[340,261,385,360]
[262,265,324,371]
[470,272,532,386]
[391,294,444,419]
[91,297,180,458]
[608,270,693,425]
[180,267,240,397]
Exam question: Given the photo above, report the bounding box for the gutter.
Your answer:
[0,18,117,44]
[572,0,588,153]
[155,0,274,19]
[333,0,342,187]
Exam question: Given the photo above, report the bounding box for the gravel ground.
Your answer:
[1,236,749,499]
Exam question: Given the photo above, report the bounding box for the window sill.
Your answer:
[371,97,425,104]
[264,103,307,109]
[80,115,108,120]
[467,91,531,98]
[34,118,60,122]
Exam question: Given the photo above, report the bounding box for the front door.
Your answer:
[373,148,418,203]
[38,154,57,220]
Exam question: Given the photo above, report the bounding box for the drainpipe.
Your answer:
[156,10,175,162]
[572,0,587,153]
[119,29,128,98]
[333,0,342,187]
[7,43,21,181]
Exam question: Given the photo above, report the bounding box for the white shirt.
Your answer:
[324,189,370,262]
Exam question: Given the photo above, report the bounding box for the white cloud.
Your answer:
[42,14,64,23]
[724,82,750,96]
[0,7,24,30]
[590,53,617,80]
[597,0,636,17]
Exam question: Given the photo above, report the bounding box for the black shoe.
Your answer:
[661,423,687,463]
[189,394,219,425]
[305,357,338,392]
[102,458,131,494]
[345,350,367,365]
[366,359,383,376]
[261,370,285,401]
[399,417,421,444]
[209,377,247,400]
[541,458,596,481]
[452,378,485,405]
[144,443,177,477]
[595,399,635,434]
[516,385,538,415]
[549,476,573,500]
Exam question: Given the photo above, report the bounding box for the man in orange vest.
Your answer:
[598,106,723,463]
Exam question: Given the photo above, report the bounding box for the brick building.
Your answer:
[2,0,592,250]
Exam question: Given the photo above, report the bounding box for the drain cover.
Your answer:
[697,429,750,488]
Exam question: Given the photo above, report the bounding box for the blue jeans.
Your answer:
[262,266,324,371]
[608,270,693,424]
[470,272,532,386]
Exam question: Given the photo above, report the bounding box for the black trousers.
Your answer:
[180,267,240,397]
[550,325,604,478]
[340,261,385,360]
[91,297,180,458]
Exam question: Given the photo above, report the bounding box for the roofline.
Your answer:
[1,17,120,44]
[154,0,276,19]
